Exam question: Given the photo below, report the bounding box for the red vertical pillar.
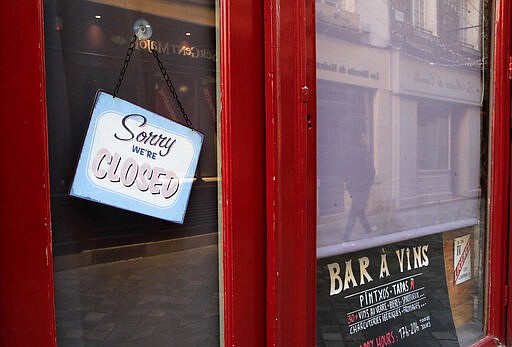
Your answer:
[220,1,267,346]
[265,0,317,345]
[488,0,511,343]
[0,1,56,346]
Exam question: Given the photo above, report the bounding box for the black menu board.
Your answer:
[317,233,459,347]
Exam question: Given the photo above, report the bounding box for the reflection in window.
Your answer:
[413,0,437,34]
[317,81,373,217]
[316,0,489,345]
[417,105,450,171]
[413,0,426,29]
[44,0,219,345]
[459,0,469,43]
[323,0,356,12]
[459,0,481,49]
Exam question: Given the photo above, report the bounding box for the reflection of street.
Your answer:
[318,198,479,254]
[54,245,219,346]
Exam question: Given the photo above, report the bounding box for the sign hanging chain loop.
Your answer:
[113,34,137,98]
[112,33,193,128]
[150,48,193,128]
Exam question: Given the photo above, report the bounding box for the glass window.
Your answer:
[317,0,359,31]
[317,82,373,217]
[417,103,450,171]
[323,0,356,12]
[413,0,438,34]
[44,0,219,345]
[316,0,489,346]
[459,0,481,49]
[413,0,426,29]
[459,0,469,43]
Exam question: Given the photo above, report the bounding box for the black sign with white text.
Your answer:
[317,233,459,347]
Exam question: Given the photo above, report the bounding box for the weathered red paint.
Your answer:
[471,336,504,347]
[0,0,56,346]
[505,0,512,342]
[489,0,511,344]
[264,0,316,345]
[305,0,318,345]
[220,1,267,346]
[1,0,511,346]
[265,0,512,346]
[500,0,512,343]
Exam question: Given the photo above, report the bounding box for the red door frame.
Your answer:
[264,0,512,346]
[264,0,317,346]
[484,0,511,345]
[220,1,267,346]
[0,1,56,345]
[0,0,267,346]
[1,0,511,346]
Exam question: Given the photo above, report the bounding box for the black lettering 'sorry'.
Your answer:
[114,114,177,157]
[114,114,145,141]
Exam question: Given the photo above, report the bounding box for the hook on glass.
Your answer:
[133,19,152,40]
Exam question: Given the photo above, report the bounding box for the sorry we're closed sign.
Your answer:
[70,90,203,224]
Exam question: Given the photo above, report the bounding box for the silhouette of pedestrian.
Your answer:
[343,133,375,241]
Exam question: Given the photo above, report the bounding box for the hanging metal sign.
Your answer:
[70,90,203,223]
[71,20,203,223]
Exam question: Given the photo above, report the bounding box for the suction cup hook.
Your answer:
[133,19,152,40]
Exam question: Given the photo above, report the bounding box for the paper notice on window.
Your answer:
[454,234,471,285]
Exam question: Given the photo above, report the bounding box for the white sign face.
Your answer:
[454,234,472,285]
[70,90,203,224]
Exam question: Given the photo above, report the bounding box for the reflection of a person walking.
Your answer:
[343,133,375,241]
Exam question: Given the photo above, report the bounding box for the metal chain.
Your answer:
[113,34,137,98]
[150,47,193,127]
[112,34,193,128]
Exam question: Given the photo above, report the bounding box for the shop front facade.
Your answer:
[392,52,481,209]
[1,0,512,346]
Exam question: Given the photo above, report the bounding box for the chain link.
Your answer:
[113,34,193,128]
[113,35,137,98]
[151,47,193,127]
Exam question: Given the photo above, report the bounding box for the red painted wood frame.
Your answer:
[264,1,512,347]
[1,0,511,346]
[0,1,56,346]
[220,1,267,346]
[483,0,512,346]
[0,0,267,346]
[264,0,316,346]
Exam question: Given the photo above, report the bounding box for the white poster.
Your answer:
[454,234,472,285]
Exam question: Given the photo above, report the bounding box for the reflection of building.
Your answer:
[316,36,390,216]
[392,52,481,206]
[316,5,485,341]
[390,0,482,207]
[316,0,482,228]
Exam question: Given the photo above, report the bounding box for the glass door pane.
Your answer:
[44,0,219,345]
[316,0,490,345]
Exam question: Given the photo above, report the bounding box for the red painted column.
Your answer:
[0,1,56,346]
[265,0,316,345]
[220,1,267,346]
[0,1,268,346]
[496,0,512,343]
[488,0,511,344]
